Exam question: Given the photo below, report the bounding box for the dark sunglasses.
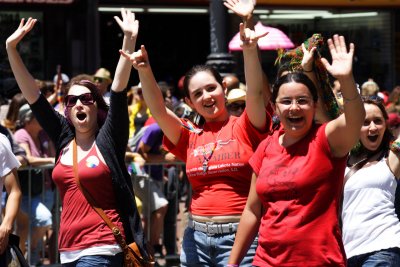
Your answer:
[228,102,246,112]
[65,93,95,107]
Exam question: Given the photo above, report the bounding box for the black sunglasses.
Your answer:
[65,93,95,107]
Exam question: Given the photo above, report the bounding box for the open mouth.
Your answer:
[77,113,87,121]
[367,135,379,142]
[204,102,215,108]
[288,116,304,123]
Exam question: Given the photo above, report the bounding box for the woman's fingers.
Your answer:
[255,31,268,40]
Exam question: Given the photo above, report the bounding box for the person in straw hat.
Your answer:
[94,67,113,103]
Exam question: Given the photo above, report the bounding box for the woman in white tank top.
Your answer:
[342,96,400,266]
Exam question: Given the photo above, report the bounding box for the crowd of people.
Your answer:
[0,1,399,267]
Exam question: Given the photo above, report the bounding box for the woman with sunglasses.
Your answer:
[341,97,400,266]
[6,9,150,266]
[228,35,365,267]
[120,21,269,266]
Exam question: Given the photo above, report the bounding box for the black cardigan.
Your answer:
[30,90,148,259]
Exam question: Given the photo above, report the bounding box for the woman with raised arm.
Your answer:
[228,35,365,267]
[120,23,270,266]
[342,97,400,267]
[6,9,150,266]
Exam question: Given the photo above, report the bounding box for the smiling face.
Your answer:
[360,103,386,152]
[274,81,315,140]
[66,85,98,134]
[184,70,228,122]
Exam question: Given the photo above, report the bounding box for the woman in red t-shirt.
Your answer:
[228,35,365,266]
[120,18,270,267]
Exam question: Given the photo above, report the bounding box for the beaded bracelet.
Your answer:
[390,140,400,154]
[302,68,313,72]
[227,264,239,267]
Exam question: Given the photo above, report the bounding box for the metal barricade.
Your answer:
[14,161,186,266]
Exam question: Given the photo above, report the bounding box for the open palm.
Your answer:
[321,35,354,78]
[224,0,255,19]
[114,8,139,38]
[6,18,36,49]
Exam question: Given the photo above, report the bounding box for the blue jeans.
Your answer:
[180,227,257,267]
[347,247,400,267]
[62,253,124,267]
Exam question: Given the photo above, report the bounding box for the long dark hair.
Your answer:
[271,72,318,103]
[64,80,109,128]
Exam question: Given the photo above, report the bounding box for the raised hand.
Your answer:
[240,22,268,50]
[301,43,317,72]
[224,0,255,20]
[321,35,354,79]
[114,8,139,39]
[6,18,37,49]
[120,45,149,70]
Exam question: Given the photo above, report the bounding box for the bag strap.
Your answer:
[72,139,129,250]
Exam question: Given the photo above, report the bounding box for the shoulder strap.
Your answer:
[344,157,369,185]
[72,139,127,248]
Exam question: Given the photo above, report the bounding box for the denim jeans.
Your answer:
[180,227,257,267]
[347,247,400,267]
[62,253,123,267]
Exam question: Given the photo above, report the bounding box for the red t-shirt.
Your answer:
[52,145,125,252]
[164,111,269,216]
[249,123,347,267]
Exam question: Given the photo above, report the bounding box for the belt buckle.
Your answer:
[206,222,217,236]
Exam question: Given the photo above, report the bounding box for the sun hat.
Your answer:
[94,68,113,83]
[227,88,246,104]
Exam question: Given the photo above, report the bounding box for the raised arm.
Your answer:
[112,8,139,92]
[225,0,271,110]
[228,173,262,265]
[323,35,365,158]
[240,23,268,130]
[120,46,182,145]
[6,18,39,104]
[301,44,330,124]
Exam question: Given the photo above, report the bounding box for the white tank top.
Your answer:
[342,158,400,258]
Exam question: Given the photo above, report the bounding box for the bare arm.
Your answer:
[388,138,400,179]
[120,46,182,145]
[0,169,21,254]
[241,23,268,130]
[6,18,40,104]
[323,35,365,158]
[228,173,262,264]
[112,8,139,92]
[19,143,54,166]
[225,0,271,110]
[301,44,330,124]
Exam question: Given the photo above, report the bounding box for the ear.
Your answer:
[184,96,195,110]
[222,80,228,96]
